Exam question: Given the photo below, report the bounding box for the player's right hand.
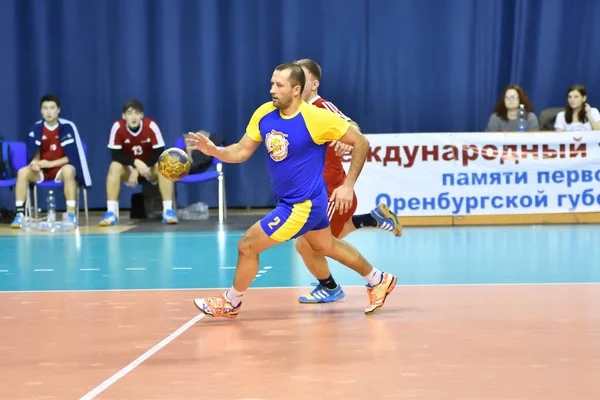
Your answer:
[127,169,139,187]
[186,132,216,156]
[30,161,40,173]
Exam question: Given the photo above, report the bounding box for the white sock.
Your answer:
[225,287,244,307]
[363,268,383,286]
[66,200,76,209]
[163,200,173,212]
[15,200,24,215]
[107,201,118,214]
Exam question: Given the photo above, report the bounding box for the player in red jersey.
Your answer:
[100,100,178,226]
[10,95,90,228]
[293,59,402,303]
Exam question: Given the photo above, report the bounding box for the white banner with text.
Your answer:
[341,132,600,216]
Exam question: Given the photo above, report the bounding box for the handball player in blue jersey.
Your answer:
[185,63,396,318]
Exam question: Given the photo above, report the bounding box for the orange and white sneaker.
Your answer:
[194,294,241,318]
[365,272,397,315]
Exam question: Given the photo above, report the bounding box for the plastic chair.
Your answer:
[174,137,227,222]
[0,141,27,190]
[538,107,564,131]
[1,142,29,218]
[32,142,89,225]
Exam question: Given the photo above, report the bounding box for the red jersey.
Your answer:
[309,96,352,195]
[39,123,66,162]
[107,118,165,162]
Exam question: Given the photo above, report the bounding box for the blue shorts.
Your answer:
[260,191,330,242]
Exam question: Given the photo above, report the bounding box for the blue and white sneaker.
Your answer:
[99,211,118,226]
[370,202,402,237]
[66,212,77,227]
[298,284,346,303]
[11,213,23,229]
[162,209,178,224]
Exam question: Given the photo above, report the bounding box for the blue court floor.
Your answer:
[1,224,599,293]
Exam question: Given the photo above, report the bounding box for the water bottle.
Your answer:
[178,202,209,220]
[517,104,527,132]
[47,190,56,223]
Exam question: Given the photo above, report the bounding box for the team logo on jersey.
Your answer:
[265,130,289,162]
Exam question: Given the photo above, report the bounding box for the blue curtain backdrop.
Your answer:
[1,0,599,210]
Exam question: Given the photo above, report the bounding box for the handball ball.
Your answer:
[158,147,191,181]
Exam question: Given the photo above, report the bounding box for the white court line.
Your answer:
[80,269,100,271]
[3,282,600,295]
[219,266,236,269]
[34,269,54,272]
[126,268,146,271]
[79,313,205,400]
[120,232,244,238]
[172,267,192,270]
[0,270,7,273]
[0,232,245,241]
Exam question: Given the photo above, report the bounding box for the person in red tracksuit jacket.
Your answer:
[293,59,403,304]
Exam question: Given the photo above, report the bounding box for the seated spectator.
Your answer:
[99,99,177,226]
[485,85,539,132]
[554,84,600,131]
[11,95,91,228]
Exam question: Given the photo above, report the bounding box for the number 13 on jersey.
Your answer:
[132,145,143,155]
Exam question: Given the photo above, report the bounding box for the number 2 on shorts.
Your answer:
[268,216,281,229]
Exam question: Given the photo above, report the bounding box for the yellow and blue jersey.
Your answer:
[247,100,351,242]
[246,101,351,204]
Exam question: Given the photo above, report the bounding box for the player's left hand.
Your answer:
[134,159,150,178]
[330,140,353,157]
[37,160,51,169]
[330,183,354,215]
